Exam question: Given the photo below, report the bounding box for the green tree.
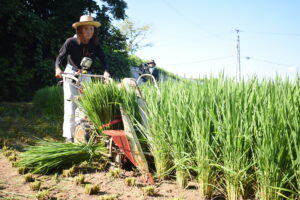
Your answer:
[0,0,129,101]
[119,18,152,54]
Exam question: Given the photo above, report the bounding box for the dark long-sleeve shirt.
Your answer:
[55,37,108,71]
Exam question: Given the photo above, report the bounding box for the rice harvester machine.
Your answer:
[61,71,159,184]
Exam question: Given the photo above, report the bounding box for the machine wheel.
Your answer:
[74,122,91,143]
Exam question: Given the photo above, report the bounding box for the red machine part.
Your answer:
[101,116,155,185]
[102,130,137,167]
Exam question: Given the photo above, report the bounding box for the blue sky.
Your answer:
[116,0,300,79]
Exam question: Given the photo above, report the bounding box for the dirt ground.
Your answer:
[0,153,205,200]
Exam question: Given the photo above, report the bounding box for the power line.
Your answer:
[161,0,233,43]
[240,30,300,37]
[244,56,293,67]
[154,35,218,48]
[165,55,235,66]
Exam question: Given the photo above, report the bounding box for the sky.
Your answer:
[114,0,300,79]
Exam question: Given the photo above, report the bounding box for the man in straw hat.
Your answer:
[55,15,110,142]
[139,59,159,82]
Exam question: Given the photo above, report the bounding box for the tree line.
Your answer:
[0,0,132,101]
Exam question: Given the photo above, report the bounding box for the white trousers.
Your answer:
[63,65,90,139]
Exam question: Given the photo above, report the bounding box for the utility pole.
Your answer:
[235,29,241,81]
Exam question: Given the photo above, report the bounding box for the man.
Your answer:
[139,60,159,81]
[55,15,109,142]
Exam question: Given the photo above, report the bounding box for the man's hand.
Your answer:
[75,69,83,75]
[103,71,110,79]
[55,67,63,78]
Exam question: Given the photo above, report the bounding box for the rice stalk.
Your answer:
[75,173,85,185]
[124,177,137,186]
[189,78,221,198]
[85,184,100,195]
[17,140,106,174]
[36,190,50,200]
[78,81,141,133]
[30,181,41,191]
[142,185,156,196]
[217,78,254,200]
[254,77,295,200]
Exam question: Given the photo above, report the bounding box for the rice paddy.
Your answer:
[140,76,300,199]
[15,75,300,199]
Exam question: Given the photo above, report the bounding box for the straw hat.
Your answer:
[72,15,101,29]
[147,60,156,65]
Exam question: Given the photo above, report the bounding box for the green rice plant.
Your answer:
[141,75,300,198]
[253,77,296,200]
[140,83,174,179]
[142,185,156,196]
[286,77,300,199]
[32,86,63,120]
[85,184,100,195]
[167,84,193,188]
[24,173,34,182]
[288,131,300,198]
[75,173,85,185]
[36,190,50,200]
[188,78,221,198]
[98,194,118,200]
[78,81,141,133]
[142,81,195,187]
[212,78,255,200]
[30,181,41,191]
[16,140,107,174]
[124,177,136,186]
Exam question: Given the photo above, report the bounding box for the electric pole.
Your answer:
[235,29,241,81]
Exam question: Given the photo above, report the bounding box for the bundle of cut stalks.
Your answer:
[78,81,141,132]
[17,140,106,174]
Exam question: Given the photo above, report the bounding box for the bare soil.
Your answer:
[0,154,204,200]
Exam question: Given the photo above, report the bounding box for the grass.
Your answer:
[0,103,63,150]
[32,86,63,120]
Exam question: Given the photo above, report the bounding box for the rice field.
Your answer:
[30,76,300,199]
[140,76,300,199]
